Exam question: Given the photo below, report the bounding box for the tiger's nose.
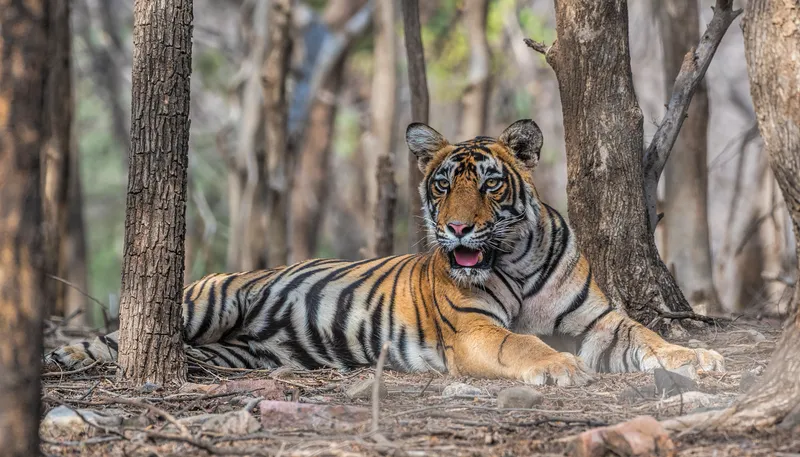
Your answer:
[447,222,473,238]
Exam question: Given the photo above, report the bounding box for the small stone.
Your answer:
[41,406,125,438]
[442,382,482,398]
[345,377,387,400]
[139,382,161,393]
[739,371,758,392]
[202,410,261,435]
[654,366,698,397]
[496,386,543,409]
[568,415,675,457]
[686,339,707,349]
[745,329,767,343]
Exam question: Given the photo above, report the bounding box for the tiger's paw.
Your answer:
[46,343,96,371]
[642,345,726,373]
[521,352,594,386]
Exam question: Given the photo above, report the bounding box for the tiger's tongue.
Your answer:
[453,247,482,267]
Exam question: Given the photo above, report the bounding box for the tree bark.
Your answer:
[363,0,398,257]
[262,0,293,267]
[459,0,491,139]
[546,0,692,328]
[42,0,72,317]
[658,0,723,315]
[291,0,366,262]
[375,155,397,257]
[117,0,192,385]
[679,0,800,432]
[401,0,429,254]
[0,0,48,454]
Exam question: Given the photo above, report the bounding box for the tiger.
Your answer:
[48,119,724,385]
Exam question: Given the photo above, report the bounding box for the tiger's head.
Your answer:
[406,119,543,285]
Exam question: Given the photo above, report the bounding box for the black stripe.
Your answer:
[191,280,218,343]
[217,344,253,368]
[496,269,522,304]
[575,306,613,355]
[621,325,637,372]
[524,207,570,299]
[509,231,534,264]
[497,333,511,367]
[397,326,410,369]
[479,284,511,325]
[552,270,592,332]
[98,335,118,352]
[251,345,282,367]
[198,345,237,367]
[369,295,386,359]
[599,321,624,372]
[445,296,505,326]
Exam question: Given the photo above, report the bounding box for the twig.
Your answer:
[187,356,311,389]
[41,436,122,447]
[42,360,100,377]
[96,390,192,437]
[523,37,551,56]
[47,274,112,331]
[648,310,728,329]
[372,341,391,434]
[642,0,744,232]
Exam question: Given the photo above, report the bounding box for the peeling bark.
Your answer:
[117,0,192,385]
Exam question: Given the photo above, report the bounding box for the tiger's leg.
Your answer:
[553,294,725,373]
[47,331,121,369]
[451,321,594,386]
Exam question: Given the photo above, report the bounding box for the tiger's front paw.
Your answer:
[46,344,96,371]
[521,352,594,386]
[642,345,725,373]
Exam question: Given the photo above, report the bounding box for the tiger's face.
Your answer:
[406,119,544,285]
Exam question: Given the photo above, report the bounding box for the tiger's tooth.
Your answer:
[478,251,484,263]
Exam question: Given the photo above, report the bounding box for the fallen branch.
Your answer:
[372,341,391,434]
[42,360,100,377]
[642,0,743,232]
[646,310,728,329]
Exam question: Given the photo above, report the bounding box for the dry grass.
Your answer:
[40,316,799,456]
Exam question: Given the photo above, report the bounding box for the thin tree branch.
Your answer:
[523,37,551,57]
[643,0,743,232]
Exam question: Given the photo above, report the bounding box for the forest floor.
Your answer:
[40,316,799,457]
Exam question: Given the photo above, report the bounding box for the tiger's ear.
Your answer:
[498,119,543,169]
[406,122,449,172]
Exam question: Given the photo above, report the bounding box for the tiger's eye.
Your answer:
[435,178,449,190]
[485,178,500,189]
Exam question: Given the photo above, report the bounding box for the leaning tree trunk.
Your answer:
[546,0,691,327]
[0,0,48,454]
[42,0,73,317]
[716,0,800,429]
[658,0,723,315]
[117,0,192,385]
[459,0,491,139]
[262,0,293,268]
[401,0,428,254]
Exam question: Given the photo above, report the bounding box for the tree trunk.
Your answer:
[117,0,192,386]
[546,0,693,329]
[262,0,293,268]
[363,0,398,257]
[658,0,723,315]
[291,0,365,262]
[459,0,491,139]
[704,0,800,431]
[401,0,429,254]
[0,0,48,454]
[62,135,88,327]
[42,0,73,318]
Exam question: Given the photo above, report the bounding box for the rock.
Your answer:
[442,382,482,398]
[686,339,707,349]
[739,371,759,392]
[617,385,657,403]
[568,415,676,457]
[658,391,725,412]
[139,382,161,394]
[744,329,767,343]
[654,366,698,397]
[41,406,125,438]
[345,376,387,400]
[259,400,371,431]
[202,410,261,435]
[496,386,543,409]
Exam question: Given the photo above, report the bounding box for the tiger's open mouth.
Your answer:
[448,246,496,270]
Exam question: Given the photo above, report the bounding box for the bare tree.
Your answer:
[459,0,491,139]
[0,0,48,453]
[117,0,192,385]
[42,0,73,317]
[658,0,723,315]
[363,0,398,257]
[291,0,369,262]
[667,0,800,431]
[401,0,429,254]
[527,0,740,327]
[262,0,293,267]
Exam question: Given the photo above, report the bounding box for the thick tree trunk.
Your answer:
[0,1,48,454]
[291,0,365,262]
[262,0,293,267]
[459,0,491,139]
[62,137,88,326]
[42,0,72,317]
[658,0,723,315]
[363,0,398,257]
[689,0,800,432]
[547,0,693,328]
[401,0,429,254]
[117,0,192,385]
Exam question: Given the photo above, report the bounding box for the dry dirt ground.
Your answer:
[40,316,800,457]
